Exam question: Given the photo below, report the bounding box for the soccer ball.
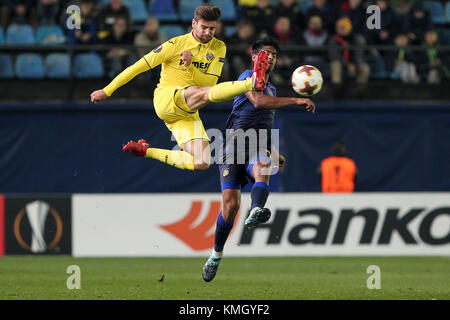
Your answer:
[291,65,323,96]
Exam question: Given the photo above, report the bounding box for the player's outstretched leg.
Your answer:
[183,51,269,113]
[123,139,198,170]
[207,50,269,103]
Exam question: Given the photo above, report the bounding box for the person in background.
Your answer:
[134,16,166,58]
[386,33,420,83]
[275,0,306,33]
[418,29,450,84]
[97,0,132,40]
[102,16,135,78]
[306,0,336,33]
[328,17,370,85]
[270,16,299,84]
[402,1,433,45]
[318,141,357,193]
[1,0,38,29]
[242,0,275,37]
[299,14,329,78]
[337,0,366,37]
[228,20,256,78]
[366,0,399,46]
[67,0,98,45]
[38,0,60,25]
[133,16,167,83]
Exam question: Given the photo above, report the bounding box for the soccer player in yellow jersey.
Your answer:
[90,4,269,171]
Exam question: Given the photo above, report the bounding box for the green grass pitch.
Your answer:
[0,256,449,300]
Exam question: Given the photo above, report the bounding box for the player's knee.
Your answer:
[223,199,240,219]
[185,86,210,110]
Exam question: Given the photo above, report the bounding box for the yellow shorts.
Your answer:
[153,85,209,147]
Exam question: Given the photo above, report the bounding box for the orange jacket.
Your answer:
[320,156,356,193]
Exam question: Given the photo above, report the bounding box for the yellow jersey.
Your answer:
[103,31,226,96]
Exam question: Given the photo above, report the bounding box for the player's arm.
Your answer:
[270,144,285,168]
[181,44,226,87]
[90,41,176,103]
[245,91,315,113]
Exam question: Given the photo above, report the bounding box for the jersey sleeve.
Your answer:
[102,58,150,96]
[238,69,253,81]
[205,44,226,77]
[141,39,177,69]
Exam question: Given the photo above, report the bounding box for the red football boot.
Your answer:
[123,139,150,157]
[252,50,269,92]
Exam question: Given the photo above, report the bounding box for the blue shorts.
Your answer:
[219,146,271,191]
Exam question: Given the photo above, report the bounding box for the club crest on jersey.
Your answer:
[206,52,214,61]
[223,168,229,177]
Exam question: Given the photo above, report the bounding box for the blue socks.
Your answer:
[251,181,269,210]
[213,182,269,254]
[214,211,235,253]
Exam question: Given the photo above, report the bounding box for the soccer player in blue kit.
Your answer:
[202,38,316,282]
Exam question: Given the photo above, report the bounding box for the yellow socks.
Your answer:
[145,148,195,170]
[207,78,253,103]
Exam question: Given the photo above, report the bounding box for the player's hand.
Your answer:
[278,154,286,168]
[273,154,285,168]
[296,98,315,113]
[90,89,108,104]
[180,51,193,66]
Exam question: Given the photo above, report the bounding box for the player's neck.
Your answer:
[191,31,209,44]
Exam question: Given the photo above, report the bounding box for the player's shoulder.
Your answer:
[163,33,194,49]
[165,33,187,45]
[210,37,226,51]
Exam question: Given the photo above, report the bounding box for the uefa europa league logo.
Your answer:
[26,201,49,252]
[14,200,63,253]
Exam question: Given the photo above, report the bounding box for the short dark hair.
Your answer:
[332,141,347,157]
[194,4,221,21]
[251,37,280,55]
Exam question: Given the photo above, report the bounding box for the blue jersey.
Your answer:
[225,69,277,131]
[219,70,277,191]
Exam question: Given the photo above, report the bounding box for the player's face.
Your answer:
[253,45,277,74]
[192,19,217,43]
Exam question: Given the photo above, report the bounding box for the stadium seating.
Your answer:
[422,1,446,24]
[148,0,178,21]
[446,1,450,23]
[123,0,148,23]
[45,53,71,79]
[159,24,185,39]
[209,0,236,21]
[0,26,4,44]
[437,28,450,45]
[6,24,35,45]
[73,53,104,78]
[366,54,388,80]
[0,54,14,78]
[298,0,314,14]
[36,25,65,45]
[15,53,45,79]
[179,0,204,22]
